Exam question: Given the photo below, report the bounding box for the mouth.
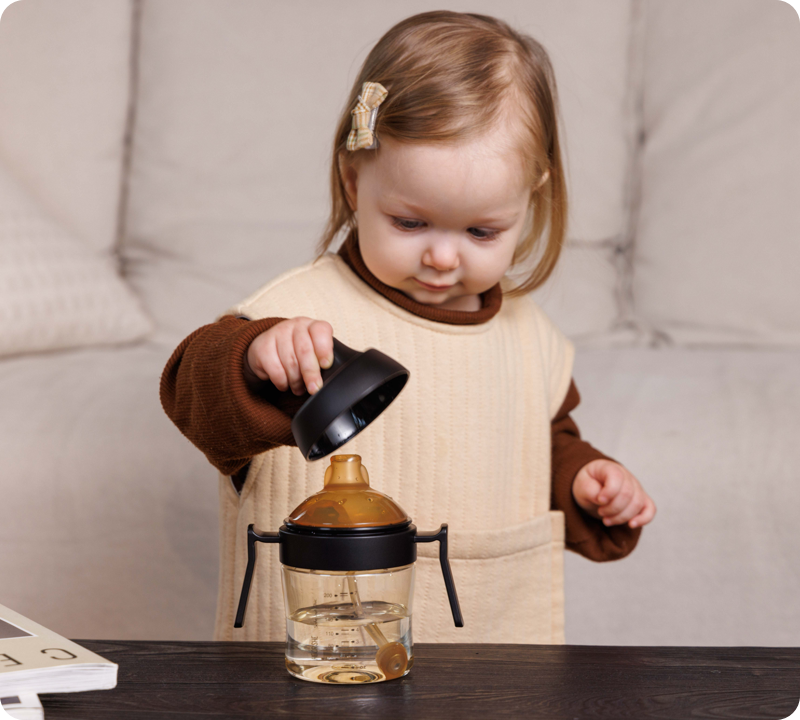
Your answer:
[414,279,454,292]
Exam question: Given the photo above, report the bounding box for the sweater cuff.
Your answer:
[550,379,642,562]
[160,315,297,477]
[552,440,642,561]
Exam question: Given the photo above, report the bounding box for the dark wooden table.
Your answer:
[39,641,799,719]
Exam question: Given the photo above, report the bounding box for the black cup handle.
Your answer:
[415,524,464,627]
[234,524,280,628]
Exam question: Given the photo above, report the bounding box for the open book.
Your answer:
[0,603,117,697]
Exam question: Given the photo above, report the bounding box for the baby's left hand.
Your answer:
[572,459,656,529]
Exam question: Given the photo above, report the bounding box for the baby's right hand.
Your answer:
[246,317,334,395]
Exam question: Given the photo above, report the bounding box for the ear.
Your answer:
[338,153,359,212]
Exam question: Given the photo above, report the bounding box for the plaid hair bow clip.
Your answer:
[346,81,388,151]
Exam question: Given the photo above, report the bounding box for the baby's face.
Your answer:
[342,131,532,311]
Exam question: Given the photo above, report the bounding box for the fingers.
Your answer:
[570,467,603,516]
[597,478,635,523]
[292,320,332,395]
[599,489,642,526]
[586,461,657,529]
[258,328,289,392]
[308,320,334,370]
[249,318,334,396]
[628,496,657,529]
[593,461,623,505]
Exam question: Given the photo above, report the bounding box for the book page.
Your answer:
[0,604,116,677]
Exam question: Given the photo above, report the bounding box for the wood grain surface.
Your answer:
[38,641,800,719]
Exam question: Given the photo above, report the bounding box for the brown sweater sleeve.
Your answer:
[550,379,641,561]
[159,315,307,479]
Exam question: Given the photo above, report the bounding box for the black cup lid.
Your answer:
[291,338,409,460]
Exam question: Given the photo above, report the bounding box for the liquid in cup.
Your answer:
[283,566,413,683]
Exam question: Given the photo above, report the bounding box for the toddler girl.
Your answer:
[161,10,655,644]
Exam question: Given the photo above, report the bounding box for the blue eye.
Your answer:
[391,217,424,231]
[469,228,500,242]
[391,216,500,241]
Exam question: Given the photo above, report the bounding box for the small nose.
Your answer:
[423,235,460,271]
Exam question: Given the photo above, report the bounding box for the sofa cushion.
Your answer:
[633,0,800,346]
[566,345,800,645]
[124,0,642,345]
[0,341,220,640]
[0,0,133,252]
[0,162,152,357]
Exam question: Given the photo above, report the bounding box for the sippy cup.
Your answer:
[234,453,463,684]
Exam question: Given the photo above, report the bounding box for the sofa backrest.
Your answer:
[634,0,800,346]
[1,0,797,351]
[0,0,132,253]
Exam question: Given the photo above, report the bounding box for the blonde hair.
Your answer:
[315,10,568,297]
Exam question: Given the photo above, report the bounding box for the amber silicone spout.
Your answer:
[287,454,409,528]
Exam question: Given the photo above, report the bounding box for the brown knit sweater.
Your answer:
[160,232,641,561]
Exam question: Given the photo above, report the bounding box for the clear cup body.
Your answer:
[281,563,415,684]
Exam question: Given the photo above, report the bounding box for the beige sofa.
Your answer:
[1,0,798,646]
